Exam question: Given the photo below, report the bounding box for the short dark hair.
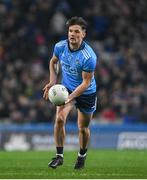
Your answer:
[66,16,88,31]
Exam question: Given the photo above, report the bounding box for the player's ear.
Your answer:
[82,31,86,38]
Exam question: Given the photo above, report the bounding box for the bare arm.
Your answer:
[65,71,94,103]
[49,55,59,85]
[43,55,59,100]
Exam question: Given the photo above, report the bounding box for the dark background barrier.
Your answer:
[0,123,147,150]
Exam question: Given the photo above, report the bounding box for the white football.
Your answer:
[48,84,69,106]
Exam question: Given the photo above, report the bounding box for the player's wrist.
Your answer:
[49,81,56,86]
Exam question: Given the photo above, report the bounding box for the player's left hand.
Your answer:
[64,92,77,104]
[64,97,74,104]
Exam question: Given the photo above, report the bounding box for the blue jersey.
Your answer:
[53,40,97,95]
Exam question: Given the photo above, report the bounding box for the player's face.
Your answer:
[68,25,85,46]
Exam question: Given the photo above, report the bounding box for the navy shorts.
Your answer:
[67,89,97,114]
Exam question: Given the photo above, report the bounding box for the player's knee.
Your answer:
[55,114,65,127]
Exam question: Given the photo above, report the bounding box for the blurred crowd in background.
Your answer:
[0,0,147,124]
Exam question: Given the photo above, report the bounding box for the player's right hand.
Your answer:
[43,83,52,100]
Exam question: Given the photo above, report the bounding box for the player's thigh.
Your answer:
[77,109,93,128]
[55,102,74,123]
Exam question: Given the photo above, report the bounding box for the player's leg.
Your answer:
[54,102,73,148]
[74,110,93,169]
[78,110,92,150]
[48,102,73,169]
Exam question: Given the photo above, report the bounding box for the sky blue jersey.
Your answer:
[53,40,97,95]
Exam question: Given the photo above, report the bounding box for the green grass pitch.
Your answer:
[0,150,147,179]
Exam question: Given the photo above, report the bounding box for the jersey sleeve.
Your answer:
[53,43,60,58]
[53,41,66,59]
[83,56,97,72]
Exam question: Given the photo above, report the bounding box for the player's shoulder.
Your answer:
[55,40,67,48]
[81,41,97,60]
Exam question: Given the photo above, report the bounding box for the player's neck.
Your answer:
[69,41,83,51]
[69,44,80,51]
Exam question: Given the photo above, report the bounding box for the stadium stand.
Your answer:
[0,0,147,124]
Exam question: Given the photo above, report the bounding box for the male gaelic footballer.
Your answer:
[43,16,98,169]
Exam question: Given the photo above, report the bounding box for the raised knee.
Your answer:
[55,115,65,127]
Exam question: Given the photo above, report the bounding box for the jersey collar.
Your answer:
[67,40,85,52]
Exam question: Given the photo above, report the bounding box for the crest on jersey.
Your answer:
[75,59,80,65]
